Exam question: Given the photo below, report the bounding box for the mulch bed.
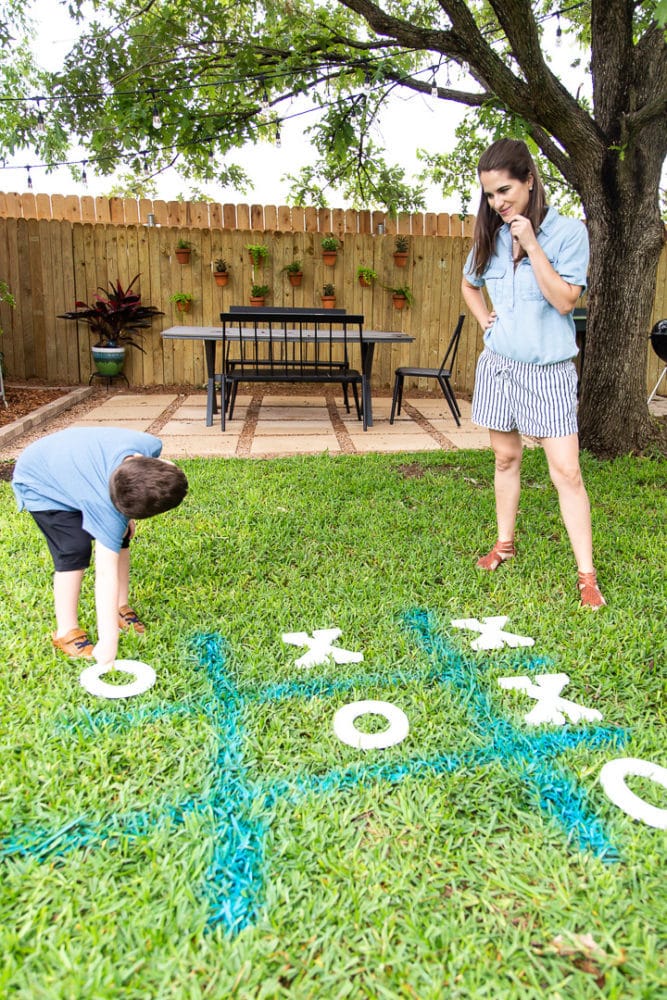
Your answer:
[0,385,72,428]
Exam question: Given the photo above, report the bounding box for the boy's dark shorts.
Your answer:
[30,510,130,572]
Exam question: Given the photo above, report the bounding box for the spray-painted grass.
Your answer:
[0,448,665,998]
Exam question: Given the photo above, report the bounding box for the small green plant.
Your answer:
[283,260,303,274]
[169,291,193,305]
[213,258,229,273]
[251,284,270,298]
[356,266,378,285]
[321,236,340,251]
[387,284,414,306]
[322,283,335,297]
[394,234,410,253]
[246,244,269,265]
[176,238,193,250]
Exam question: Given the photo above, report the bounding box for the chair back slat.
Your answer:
[438,314,465,376]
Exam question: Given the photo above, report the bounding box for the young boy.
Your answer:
[12,427,188,668]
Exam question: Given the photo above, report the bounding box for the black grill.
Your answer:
[648,319,667,402]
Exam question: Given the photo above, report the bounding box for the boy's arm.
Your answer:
[93,541,121,667]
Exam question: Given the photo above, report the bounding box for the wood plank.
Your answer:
[209,203,223,229]
[236,204,251,230]
[0,218,22,376]
[35,193,51,219]
[264,205,277,231]
[21,193,38,219]
[251,204,264,230]
[94,197,111,223]
[223,204,237,229]
[304,207,318,232]
[124,199,140,225]
[80,196,96,223]
[278,205,292,231]
[152,200,169,226]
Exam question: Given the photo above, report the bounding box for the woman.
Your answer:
[461,138,605,608]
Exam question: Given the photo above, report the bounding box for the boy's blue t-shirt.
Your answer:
[12,427,163,552]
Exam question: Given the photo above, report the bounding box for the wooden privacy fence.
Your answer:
[0,191,476,237]
[0,211,666,396]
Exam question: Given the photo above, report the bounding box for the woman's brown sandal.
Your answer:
[476,540,515,571]
[118,605,145,634]
[52,627,94,659]
[578,571,606,609]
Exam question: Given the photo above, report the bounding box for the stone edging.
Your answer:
[0,387,95,447]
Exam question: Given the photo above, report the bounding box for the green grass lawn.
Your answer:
[1,448,665,999]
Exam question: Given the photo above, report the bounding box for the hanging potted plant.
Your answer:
[321,282,336,308]
[246,243,269,268]
[283,260,304,287]
[250,283,270,306]
[213,258,230,286]
[321,236,340,266]
[356,265,377,288]
[393,234,410,267]
[388,284,414,310]
[58,275,162,379]
[170,291,194,313]
[174,238,193,264]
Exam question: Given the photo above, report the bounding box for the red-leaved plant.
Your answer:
[58,274,164,351]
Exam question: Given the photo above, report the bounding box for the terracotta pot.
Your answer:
[321,296,336,309]
[358,276,372,287]
[249,296,265,306]
[392,294,407,310]
[214,271,229,286]
[175,249,191,264]
[393,251,409,267]
[288,272,303,287]
[322,251,337,266]
[176,300,191,312]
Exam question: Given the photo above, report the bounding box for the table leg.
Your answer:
[204,339,218,426]
[360,343,375,428]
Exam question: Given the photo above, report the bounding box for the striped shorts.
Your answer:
[472,347,579,438]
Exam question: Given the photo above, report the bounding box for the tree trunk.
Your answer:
[578,148,666,458]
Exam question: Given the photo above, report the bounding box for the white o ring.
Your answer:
[333,699,409,750]
[79,659,156,700]
[599,757,667,829]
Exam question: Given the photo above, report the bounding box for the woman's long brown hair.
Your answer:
[470,139,547,277]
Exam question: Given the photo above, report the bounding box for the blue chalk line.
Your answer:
[2,611,629,936]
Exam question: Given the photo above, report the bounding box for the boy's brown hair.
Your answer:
[109,457,188,518]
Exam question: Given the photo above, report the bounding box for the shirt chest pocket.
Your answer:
[516,256,557,301]
[484,261,510,304]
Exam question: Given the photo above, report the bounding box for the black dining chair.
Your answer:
[390,314,465,426]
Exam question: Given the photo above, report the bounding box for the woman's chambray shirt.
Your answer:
[463,206,589,365]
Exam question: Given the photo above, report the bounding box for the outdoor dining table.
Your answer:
[161,325,415,428]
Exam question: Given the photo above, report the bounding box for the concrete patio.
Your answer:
[2,385,665,461]
[59,388,490,459]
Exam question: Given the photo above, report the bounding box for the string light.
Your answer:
[259,76,270,110]
[275,119,282,147]
[0,5,582,185]
[81,160,88,186]
[151,91,162,129]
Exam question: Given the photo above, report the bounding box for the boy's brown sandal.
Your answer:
[118,605,145,634]
[578,571,606,609]
[52,627,94,659]
[476,539,515,571]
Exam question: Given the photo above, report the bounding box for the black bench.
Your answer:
[219,309,367,431]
